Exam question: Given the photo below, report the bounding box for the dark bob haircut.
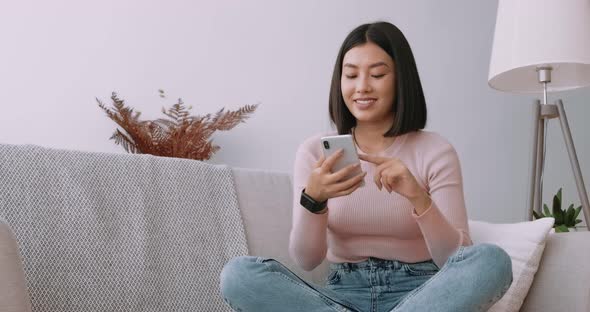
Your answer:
[329,21,427,136]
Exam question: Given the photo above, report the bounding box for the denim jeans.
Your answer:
[220,243,513,312]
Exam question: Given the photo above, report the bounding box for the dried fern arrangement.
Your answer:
[97,90,258,160]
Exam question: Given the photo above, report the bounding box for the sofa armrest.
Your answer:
[0,219,32,312]
[520,231,590,311]
[231,168,330,283]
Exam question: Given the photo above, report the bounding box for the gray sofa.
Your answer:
[1,144,589,311]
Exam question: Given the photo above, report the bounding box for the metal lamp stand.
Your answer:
[528,67,590,228]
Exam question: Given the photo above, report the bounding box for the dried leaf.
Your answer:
[97,92,258,160]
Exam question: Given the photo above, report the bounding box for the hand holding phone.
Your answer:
[320,134,365,187]
[303,134,367,203]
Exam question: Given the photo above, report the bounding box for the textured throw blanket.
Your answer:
[0,144,248,311]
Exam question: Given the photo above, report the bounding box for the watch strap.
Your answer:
[300,189,327,214]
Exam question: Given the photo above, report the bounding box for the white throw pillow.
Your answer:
[468,217,554,312]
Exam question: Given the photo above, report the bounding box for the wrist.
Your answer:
[303,188,325,203]
[315,207,328,214]
[409,191,431,213]
[300,189,328,214]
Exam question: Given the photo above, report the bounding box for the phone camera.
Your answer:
[323,141,330,149]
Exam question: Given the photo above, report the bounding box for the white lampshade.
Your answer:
[488,0,590,93]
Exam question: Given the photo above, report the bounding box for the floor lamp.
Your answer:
[487,0,590,226]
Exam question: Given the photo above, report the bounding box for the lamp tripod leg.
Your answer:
[556,100,590,229]
[529,101,541,221]
[536,111,546,217]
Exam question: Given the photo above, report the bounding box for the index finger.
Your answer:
[321,149,344,172]
[315,154,326,168]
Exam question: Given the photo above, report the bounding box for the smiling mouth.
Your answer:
[354,98,377,108]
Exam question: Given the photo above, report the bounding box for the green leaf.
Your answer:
[575,219,583,224]
[574,206,582,219]
[565,206,576,226]
[543,204,552,217]
[552,192,564,224]
[553,191,562,214]
[555,224,569,232]
[553,205,564,225]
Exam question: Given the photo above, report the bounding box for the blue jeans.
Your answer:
[220,243,513,312]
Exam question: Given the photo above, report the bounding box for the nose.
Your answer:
[356,75,372,93]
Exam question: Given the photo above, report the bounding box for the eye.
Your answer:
[345,75,357,79]
[372,74,386,79]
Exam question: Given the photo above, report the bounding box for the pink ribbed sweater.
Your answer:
[288,130,472,270]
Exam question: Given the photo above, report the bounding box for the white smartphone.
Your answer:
[320,134,365,186]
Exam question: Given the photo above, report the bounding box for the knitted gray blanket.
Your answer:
[0,144,247,311]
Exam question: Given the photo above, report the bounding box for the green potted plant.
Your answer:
[533,188,583,232]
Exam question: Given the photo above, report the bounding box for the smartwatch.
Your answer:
[300,189,328,214]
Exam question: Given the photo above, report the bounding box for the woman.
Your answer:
[220,21,513,312]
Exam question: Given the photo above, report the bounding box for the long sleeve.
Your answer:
[412,140,472,268]
[288,136,329,271]
[289,131,472,268]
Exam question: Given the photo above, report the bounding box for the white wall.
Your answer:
[1,0,589,224]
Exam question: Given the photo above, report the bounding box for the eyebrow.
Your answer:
[343,62,390,69]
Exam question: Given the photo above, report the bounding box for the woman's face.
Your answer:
[341,42,396,125]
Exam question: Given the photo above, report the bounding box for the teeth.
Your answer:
[356,99,375,104]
